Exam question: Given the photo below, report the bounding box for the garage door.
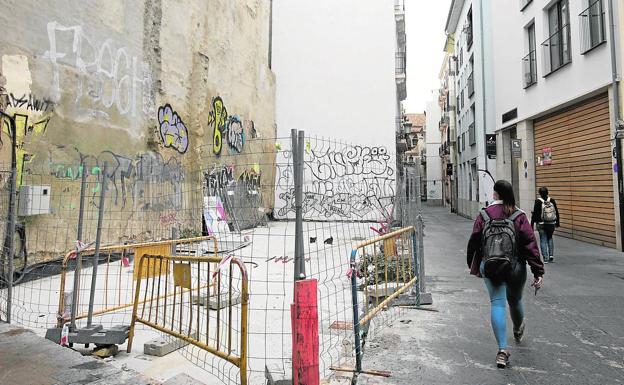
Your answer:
[534,93,616,248]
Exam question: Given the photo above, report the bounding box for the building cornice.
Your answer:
[445,0,466,34]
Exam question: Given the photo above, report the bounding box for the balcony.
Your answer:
[541,25,571,76]
[522,50,537,88]
[396,52,407,101]
[467,73,474,97]
[579,0,606,54]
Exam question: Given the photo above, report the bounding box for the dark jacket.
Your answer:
[467,201,544,279]
[531,197,560,228]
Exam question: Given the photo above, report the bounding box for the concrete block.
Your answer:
[265,363,293,385]
[208,292,241,310]
[143,337,189,357]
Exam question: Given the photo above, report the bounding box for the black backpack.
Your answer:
[480,209,523,281]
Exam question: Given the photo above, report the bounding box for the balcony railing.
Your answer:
[467,73,474,97]
[580,0,606,54]
[395,0,405,12]
[541,24,571,76]
[522,50,537,88]
[396,52,406,76]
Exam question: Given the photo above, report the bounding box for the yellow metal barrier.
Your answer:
[352,226,417,327]
[56,236,218,327]
[127,253,249,385]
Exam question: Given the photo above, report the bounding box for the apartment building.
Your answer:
[445,0,497,219]
[492,0,622,248]
[438,53,458,210]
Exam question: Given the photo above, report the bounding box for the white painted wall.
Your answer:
[425,99,443,200]
[492,0,614,129]
[272,0,397,151]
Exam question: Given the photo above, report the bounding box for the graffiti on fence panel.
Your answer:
[158,104,189,154]
[275,144,395,220]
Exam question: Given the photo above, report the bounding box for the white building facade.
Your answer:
[272,0,402,151]
[445,0,497,219]
[491,0,622,249]
[425,99,443,204]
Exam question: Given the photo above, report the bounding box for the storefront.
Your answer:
[533,93,616,247]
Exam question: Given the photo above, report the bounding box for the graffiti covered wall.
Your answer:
[0,0,276,255]
[274,141,395,222]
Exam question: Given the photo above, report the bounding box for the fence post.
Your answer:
[293,129,305,281]
[349,249,363,373]
[413,159,432,305]
[4,113,17,323]
[70,159,89,331]
[86,162,107,327]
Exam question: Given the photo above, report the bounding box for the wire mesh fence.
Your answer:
[0,131,421,385]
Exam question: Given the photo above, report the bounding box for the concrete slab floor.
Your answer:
[360,206,624,385]
[0,322,154,385]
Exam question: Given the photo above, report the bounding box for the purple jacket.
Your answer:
[467,201,544,279]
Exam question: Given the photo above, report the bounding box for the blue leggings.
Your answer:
[481,264,527,350]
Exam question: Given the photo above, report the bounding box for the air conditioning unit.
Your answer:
[18,185,51,216]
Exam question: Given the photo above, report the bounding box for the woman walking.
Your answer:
[531,187,560,263]
[467,180,544,368]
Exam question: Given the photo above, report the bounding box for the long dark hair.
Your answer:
[494,180,516,216]
[538,186,549,200]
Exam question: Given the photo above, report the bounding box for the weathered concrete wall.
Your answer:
[0,0,276,255]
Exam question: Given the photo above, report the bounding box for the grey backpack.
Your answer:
[480,209,522,281]
[539,197,557,223]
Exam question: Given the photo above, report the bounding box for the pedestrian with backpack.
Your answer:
[467,180,544,368]
[531,187,560,263]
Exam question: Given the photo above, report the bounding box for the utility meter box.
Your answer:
[18,185,51,216]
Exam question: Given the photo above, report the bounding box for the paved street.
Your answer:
[360,206,624,385]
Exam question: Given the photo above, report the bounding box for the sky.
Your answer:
[403,0,452,114]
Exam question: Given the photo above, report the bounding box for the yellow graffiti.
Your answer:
[2,113,50,185]
[208,97,227,156]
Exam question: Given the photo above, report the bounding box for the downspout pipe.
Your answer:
[607,0,624,251]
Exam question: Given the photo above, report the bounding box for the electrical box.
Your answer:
[18,185,51,216]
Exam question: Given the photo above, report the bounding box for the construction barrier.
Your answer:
[128,252,249,385]
[349,226,418,372]
[55,236,218,328]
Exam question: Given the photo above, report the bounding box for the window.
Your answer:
[521,0,533,11]
[523,22,537,88]
[542,0,571,75]
[469,104,476,145]
[460,90,464,110]
[580,0,606,53]
[468,56,475,96]
[466,7,474,49]
[462,133,466,151]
